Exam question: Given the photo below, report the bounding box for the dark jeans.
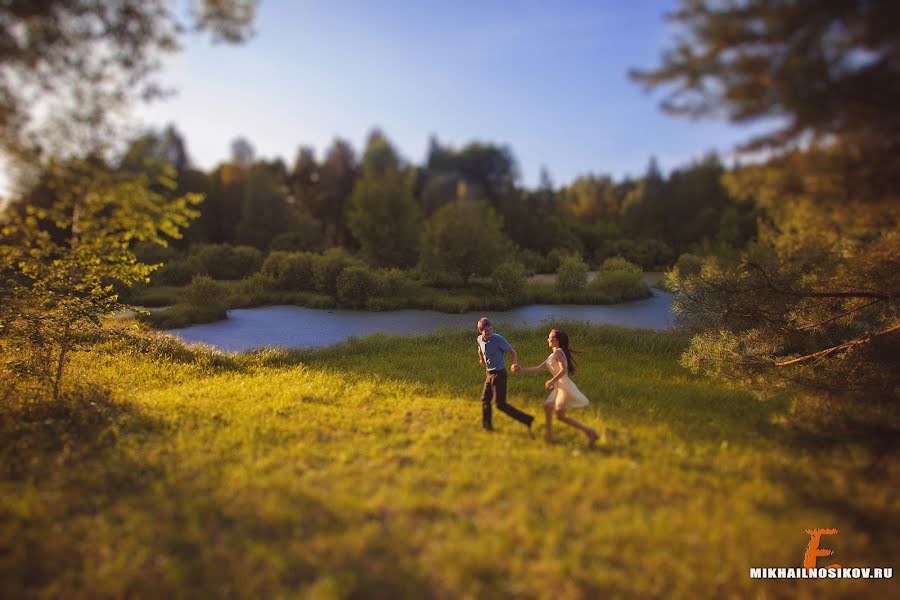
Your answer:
[481,369,534,429]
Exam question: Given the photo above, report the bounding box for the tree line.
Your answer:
[51,126,756,282]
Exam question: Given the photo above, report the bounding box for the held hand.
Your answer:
[544,379,554,390]
[511,363,520,373]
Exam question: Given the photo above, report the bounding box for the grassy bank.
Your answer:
[130,274,652,330]
[1,323,896,598]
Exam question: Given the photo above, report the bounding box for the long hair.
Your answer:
[551,329,578,374]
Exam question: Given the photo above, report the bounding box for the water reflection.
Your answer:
[167,291,674,352]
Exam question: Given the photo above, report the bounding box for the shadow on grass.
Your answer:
[0,384,438,598]
[0,383,164,482]
[764,406,900,557]
[767,454,900,563]
[0,384,168,594]
[600,377,792,447]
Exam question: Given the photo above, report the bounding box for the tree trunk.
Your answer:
[52,321,72,402]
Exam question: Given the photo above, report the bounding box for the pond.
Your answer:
[165,290,675,353]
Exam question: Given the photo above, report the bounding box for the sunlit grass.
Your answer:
[1,322,896,598]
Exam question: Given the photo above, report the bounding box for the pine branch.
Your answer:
[796,299,883,331]
[743,261,890,300]
[776,323,900,367]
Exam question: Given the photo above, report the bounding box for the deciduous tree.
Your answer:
[345,132,422,268]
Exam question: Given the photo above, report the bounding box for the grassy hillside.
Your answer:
[1,322,897,599]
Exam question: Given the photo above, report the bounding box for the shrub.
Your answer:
[184,275,228,307]
[129,288,181,307]
[227,245,264,278]
[546,248,581,272]
[661,252,706,292]
[236,272,276,304]
[303,294,337,310]
[260,251,288,279]
[139,303,227,330]
[556,256,588,292]
[374,268,416,297]
[133,241,178,265]
[151,258,198,286]
[629,239,674,270]
[600,256,642,275]
[593,239,676,270]
[430,295,472,313]
[261,251,317,291]
[312,248,359,295]
[419,269,464,289]
[336,266,378,308]
[365,297,403,311]
[280,252,317,291]
[591,269,648,301]
[491,261,526,299]
[673,253,704,278]
[513,248,543,274]
[191,244,263,280]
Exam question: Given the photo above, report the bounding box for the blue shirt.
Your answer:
[477,333,512,372]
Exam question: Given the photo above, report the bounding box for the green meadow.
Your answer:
[2,322,897,599]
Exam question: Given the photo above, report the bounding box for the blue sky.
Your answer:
[138,0,769,187]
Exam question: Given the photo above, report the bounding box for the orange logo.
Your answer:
[804,528,841,570]
[749,528,893,579]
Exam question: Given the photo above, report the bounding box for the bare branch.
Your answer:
[743,261,890,300]
[796,299,883,331]
[776,323,900,366]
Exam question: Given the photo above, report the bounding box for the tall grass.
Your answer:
[1,322,896,598]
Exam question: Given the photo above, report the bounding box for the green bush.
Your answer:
[491,261,526,299]
[261,251,317,291]
[138,303,227,329]
[128,288,182,307]
[152,258,198,286]
[191,244,263,280]
[546,248,581,272]
[152,244,264,285]
[632,239,674,269]
[133,241,178,265]
[303,294,335,309]
[419,269,465,289]
[661,252,706,292]
[372,268,415,297]
[594,238,674,270]
[556,256,589,292]
[430,295,473,313]
[335,266,378,309]
[673,253,704,278]
[260,251,288,280]
[313,248,359,295]
[365,297,403,311]
[513,247,543,274]
[235,272,276,304]
[184,275,227,307]
[600,256,642,275]
[591,269,648,301]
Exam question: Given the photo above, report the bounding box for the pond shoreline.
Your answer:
[134,272,667,330]
[165,289,675,353]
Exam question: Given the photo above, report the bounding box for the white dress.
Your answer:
[545,351,590,410]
